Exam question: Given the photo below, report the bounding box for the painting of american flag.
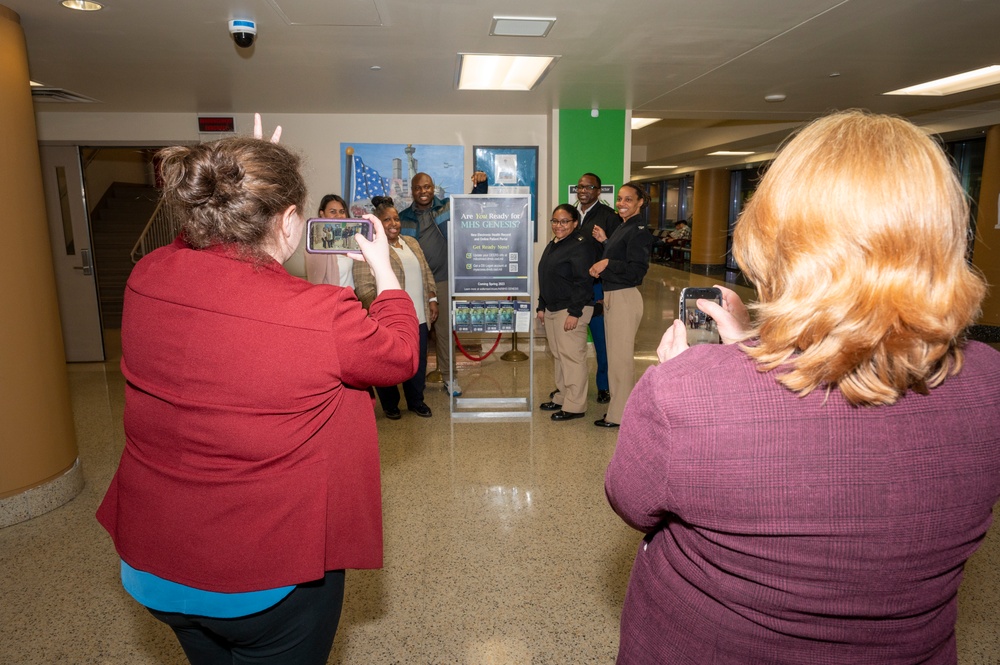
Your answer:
[342,143,465,217]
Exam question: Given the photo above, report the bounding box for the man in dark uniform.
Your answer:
[573,172,621,404]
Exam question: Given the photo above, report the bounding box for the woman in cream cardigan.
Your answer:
[354,195,438,419]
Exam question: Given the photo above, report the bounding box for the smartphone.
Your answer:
[678,287,723,346]
[304,218,373,254]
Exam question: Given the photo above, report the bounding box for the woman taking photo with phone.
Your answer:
[354,195,438,419]
[606,110,1000,664]
[97,122,418,665]
[536,204,594,421]
[589,182,653,428]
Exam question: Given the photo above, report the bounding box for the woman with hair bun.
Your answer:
[606,110,1000,664]
[354,195,438,419]
[97,121,418,664]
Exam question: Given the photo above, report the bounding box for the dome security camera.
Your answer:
[229,19,256,49]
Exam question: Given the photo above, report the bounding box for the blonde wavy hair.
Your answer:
[733,110,986,406]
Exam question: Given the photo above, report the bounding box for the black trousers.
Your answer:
[376,322,428,410]
[148,570,345,665]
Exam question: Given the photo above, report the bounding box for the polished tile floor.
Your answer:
[2,263,999,664]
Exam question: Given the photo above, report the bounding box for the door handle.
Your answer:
[72,248,93,276]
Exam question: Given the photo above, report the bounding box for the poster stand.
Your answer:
[448,194,534,420]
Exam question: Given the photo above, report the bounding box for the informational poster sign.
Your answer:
[450,194,532,297]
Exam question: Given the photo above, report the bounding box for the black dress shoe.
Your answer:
[551,410,585,421]
[539,401,561,411]
[594,417,620,428]
[384,408,402,420]
[408,403,432,418]
[549,388,560,399]
[597,390,611,404]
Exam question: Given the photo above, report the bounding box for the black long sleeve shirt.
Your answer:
[537,230,594,317]
[600,215,653,292]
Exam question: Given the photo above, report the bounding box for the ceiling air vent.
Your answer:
[31,87,99,103]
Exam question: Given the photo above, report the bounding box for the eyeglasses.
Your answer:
[576,185,599,191]
[550,218,576,226]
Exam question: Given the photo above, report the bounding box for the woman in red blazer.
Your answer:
[97,122,418,664]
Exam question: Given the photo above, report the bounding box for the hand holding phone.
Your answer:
[678,287,723,346]
[305,218,374,254]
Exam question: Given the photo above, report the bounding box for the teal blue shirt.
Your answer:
[120,560,294,618]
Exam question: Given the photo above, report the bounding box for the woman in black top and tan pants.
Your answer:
[589,182,653,427]
[537,204,595,421]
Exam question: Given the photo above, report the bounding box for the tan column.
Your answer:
[0,6,82,525]
[691,168,731,266]
[972,125,1000,326]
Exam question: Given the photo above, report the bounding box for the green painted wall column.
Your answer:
[557,109,627,212]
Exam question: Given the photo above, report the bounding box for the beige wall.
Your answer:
[0,7,79,498]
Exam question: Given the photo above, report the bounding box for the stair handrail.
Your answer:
[130,197,182,263]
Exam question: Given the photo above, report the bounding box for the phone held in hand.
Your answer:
[679,287,723,346]
[304,218,373,254]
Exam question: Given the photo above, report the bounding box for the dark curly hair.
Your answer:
[157,137,307,264]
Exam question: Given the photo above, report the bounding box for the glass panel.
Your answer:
[647,182,661,229]
[664,180,680,224]
[55,166,75,255]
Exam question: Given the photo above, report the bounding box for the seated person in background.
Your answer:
[606,110,1000,664]
[354,196,438,420]
[662,219,691,260]
[650,228,669,261]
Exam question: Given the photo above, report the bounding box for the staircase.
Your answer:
[90,182,160,328]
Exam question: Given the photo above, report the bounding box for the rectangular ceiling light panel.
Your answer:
[457,54,558,91]
[884,65,1000,96]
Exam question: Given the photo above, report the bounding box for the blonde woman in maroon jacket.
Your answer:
[97,122,417,664]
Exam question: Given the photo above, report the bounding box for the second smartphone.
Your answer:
[678,287,723,345]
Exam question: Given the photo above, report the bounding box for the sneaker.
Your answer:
[444,379,463,397]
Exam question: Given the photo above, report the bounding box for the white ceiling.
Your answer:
[9,0,1000,176]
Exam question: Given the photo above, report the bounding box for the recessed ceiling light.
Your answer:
[884,65,1000,96]
[370,66,382,71]
[456,54,558,91]
[631,118,660,130]
[708,151,755,156]
[644,165,678,169]
[61,0,103,10]
[490,16,556,38]
[764,94,786,103]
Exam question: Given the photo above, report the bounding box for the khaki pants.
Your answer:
[431,279,454,378]
[543,306,594,413]
[603,288,643,424]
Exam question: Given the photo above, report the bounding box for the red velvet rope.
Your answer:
[453,330,503,361]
